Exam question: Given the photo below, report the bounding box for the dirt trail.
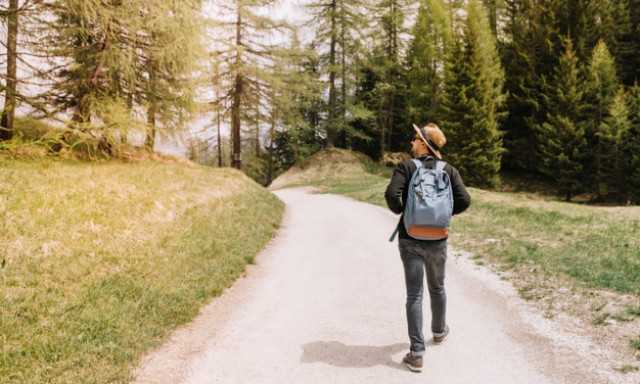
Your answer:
[133,188,637,384]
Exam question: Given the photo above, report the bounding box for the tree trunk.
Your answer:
[214,66,223,167]
[145,108,156,151]
[326,0,337,148]
[340,0,347,148]
[255,104,260,157]
[72,96,91,126]
[231,10,243,169]
[232,72,243,169]
[217,101,222,167]
[72,34,110,126]
[1,0,19,141]
[384,0,399,154]
[266,107,276,186]
[144,59,157,151]
[485,0,498,37]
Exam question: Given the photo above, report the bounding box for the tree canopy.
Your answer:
[3,0,640,202]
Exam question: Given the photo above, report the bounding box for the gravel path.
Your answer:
[133,188,635,384]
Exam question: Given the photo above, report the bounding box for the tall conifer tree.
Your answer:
[307,0,367,149]
[553,0,590,61]
[47,1,142,126]
[583,40,619,201]
[42,0,204,154]
[481,0,502,37]
[210,0,292,169]
[440,0,505,189]
[586,0,632,81]
[405,0,451,128]
[626,83,640,202]
[262,37,317,184]
[621,0,640,84]
[371,0,410,153]
[605,87,632,201]
[140,0,205,151]
[500,0,559,172]
[351,0,412,157]
[536,40,586,201]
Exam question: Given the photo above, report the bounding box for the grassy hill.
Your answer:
[272,148,640,366]
[0,159,283,383]
[269,148,395,203]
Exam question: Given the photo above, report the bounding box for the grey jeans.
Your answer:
[399,237,447,356]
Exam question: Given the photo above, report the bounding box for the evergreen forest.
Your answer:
[2,0,640,203]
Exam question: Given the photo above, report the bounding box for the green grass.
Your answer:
[452,190,640,295]
[632,336,640,350]
[627,305,640,317]
[615,364,639,373]
[0,160,284,383]
[13,116,61,141]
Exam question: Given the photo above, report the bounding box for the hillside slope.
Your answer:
[269,148,376,190]
[0,160,284,384]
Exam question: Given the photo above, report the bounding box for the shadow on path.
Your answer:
[301,341,407,371]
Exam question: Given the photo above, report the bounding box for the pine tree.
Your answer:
[586,0,632,83]
[139,0,205,151]
[263,39,316,184]
[295,48,325,159]
[47,1,142,126]
[210,0,293,169]
[625,83,640,203]
[583,40,619,201]
[536,40,586,201]
[350,59,383,159]
[41,0,205,154]
[440,0,505,189]
[439,39,467,159]
[306,0,368,149]
[618,0,640,85]
[350,0,412,158]
[405,0,451,129]
[500,0,559,172]
[481,0,502,37]
[605,87,632,202]
[369,0,411,154]
[553,0,590,61]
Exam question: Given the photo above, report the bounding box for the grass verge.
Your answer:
[272,148,640,301]
[0,160,284,383]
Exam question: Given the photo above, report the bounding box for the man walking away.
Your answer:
[384,123,471,372]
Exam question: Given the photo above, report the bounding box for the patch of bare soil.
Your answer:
[381,151,411,167]
[485,263,640,374]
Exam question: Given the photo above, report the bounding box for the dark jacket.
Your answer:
[384,156,471,240]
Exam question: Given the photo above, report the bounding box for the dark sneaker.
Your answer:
[433,324,450,344]
[402,353,423,372]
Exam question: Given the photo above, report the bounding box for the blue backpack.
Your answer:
[390,157,453,241]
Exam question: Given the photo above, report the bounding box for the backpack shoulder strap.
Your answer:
[411,158,422,171]
[435,160,447,172]
[434,161,450,189]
